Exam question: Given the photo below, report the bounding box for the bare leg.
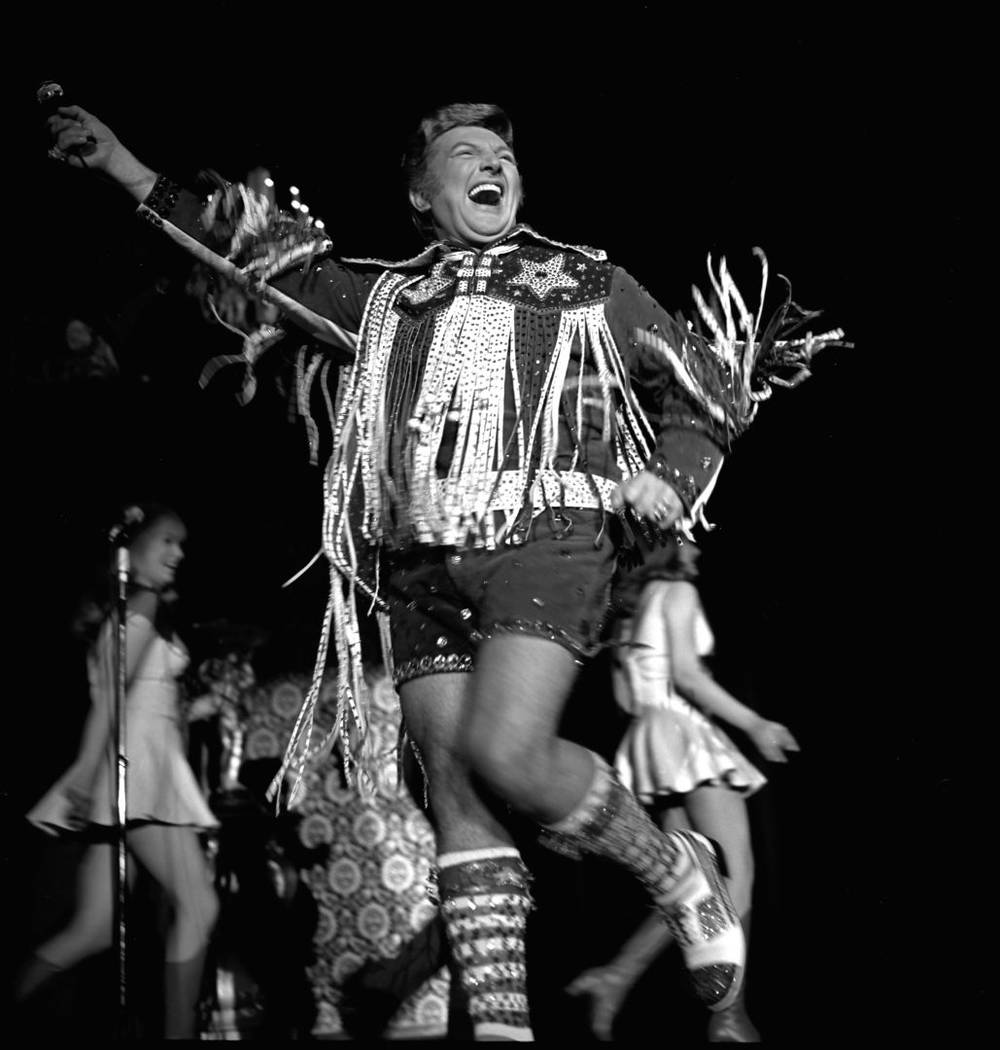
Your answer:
[399,673,514,853]
[17,843,123,998]
[683,787,754,916]
[460,635,595,822]
[465,635,743,1013]
[128,824,218,1039]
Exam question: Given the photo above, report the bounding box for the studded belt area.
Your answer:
[484,469,619,516]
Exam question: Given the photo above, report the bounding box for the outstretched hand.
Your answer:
[747,719,800,763]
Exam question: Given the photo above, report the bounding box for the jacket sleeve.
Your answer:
[604,266,726,512]
[139,174,378,338]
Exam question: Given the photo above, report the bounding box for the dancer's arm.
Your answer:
[663,583,799,762]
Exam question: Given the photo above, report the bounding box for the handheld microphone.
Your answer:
[37,80,97,158]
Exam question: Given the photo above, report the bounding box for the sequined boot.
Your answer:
[539,753,745,1011]
[436,848,534,1041]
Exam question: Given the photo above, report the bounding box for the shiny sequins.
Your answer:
[508,252,581,301]
[393,653,474,687]
[691,963,738,1006]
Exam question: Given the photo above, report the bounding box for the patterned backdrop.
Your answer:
[241,670,449,1038]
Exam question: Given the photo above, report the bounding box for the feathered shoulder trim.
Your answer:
[633,248,851,446]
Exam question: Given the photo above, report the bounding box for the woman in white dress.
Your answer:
[18,504,219,1039]
[568,537,799,1042]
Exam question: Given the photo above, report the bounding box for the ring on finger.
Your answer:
[47,146,67,162]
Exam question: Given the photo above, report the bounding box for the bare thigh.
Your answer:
[127,824,217,923]
[678,786,755,914]
[399,672,513,853]
[460,634,596,821]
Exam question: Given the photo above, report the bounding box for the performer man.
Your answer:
[49,101,747,1041]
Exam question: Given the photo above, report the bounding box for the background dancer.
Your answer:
[17,503,219,1039]
[568,536,798,1041]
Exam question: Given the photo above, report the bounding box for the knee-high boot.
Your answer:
[539,753,745,1012]
[436,847,534,1041]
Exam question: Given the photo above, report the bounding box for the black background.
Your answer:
[2,12,974,1041]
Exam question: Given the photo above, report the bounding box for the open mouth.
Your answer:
[468,182,504,207]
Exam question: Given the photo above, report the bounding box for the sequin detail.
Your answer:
[438,855,534,1033]
[482,618,593,654]
[508,251,581,301]
[393,653,474,687]
[646,454,700,509]
[143,174,181,218]
[691,964,739,1007]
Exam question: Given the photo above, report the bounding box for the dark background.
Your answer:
[2,13,972,1041]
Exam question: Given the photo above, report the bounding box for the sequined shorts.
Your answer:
[386,509,619,688]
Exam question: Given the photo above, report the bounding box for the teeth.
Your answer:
[469,183,503,201]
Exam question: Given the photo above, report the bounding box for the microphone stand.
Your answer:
[109,532,130,1038]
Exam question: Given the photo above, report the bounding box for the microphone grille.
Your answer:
[37,81,65,105]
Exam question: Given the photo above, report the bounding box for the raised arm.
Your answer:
[48,104,158,202]
[662,582,800,762]
[46,105,373,352]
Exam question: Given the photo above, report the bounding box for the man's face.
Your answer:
[410,125,522,247]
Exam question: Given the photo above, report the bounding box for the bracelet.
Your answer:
[143,173,181,217]
[644,455,699,510]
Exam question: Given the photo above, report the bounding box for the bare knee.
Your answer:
[462,728,548,810]
[71,909,116,954]
[194,882,220,940]
[174,879,219,947]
